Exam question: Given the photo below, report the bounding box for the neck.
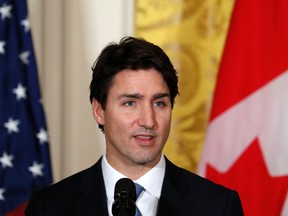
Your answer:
[106,154,161,180]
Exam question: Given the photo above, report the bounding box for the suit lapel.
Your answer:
[73,157,109,216]
[157,158,196,216]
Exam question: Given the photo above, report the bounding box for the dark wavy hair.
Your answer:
[89,36,179,131]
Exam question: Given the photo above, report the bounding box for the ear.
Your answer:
[92,98,105,125]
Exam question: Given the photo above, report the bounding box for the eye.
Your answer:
[123,101,135,107]
[154,101,166,107]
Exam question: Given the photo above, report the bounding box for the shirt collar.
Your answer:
[102,154,166,200]
[134,154,165,199]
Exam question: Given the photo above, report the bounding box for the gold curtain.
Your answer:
[135,0,234,172]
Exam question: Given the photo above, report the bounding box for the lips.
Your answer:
[133,134,156,144]
[134,135,155,139]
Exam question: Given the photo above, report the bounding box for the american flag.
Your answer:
[0,0,53,215]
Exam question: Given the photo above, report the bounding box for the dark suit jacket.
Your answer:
[25,157,244,216]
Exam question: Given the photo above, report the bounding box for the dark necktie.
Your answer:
[134,183,145,216]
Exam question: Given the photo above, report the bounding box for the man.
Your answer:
[25,37,244,215]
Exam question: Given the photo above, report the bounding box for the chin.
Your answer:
[133,153,160,165]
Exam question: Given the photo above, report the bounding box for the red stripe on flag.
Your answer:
[199,0,288,215]
[6,202,27,216]
[210,0,288,121]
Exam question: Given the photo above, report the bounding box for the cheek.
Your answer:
[156,113,171,135]
[163,119,171,136]
[158,111,172,125]
[105,110,133,132]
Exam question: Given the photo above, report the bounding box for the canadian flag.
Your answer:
[198,0,288,215]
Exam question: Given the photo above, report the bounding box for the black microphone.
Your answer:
[112,178,136,216]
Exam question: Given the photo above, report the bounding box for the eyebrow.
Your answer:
[152,93,170,100]
[118,93,170,100]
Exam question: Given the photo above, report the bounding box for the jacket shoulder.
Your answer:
[25,159,105,216]
[159,158,244,215]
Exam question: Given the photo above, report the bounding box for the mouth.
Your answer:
[133,134,156,145]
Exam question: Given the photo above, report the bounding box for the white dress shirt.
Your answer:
[102,154,166,216]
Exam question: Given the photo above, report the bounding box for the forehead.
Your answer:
[108,68,169,95]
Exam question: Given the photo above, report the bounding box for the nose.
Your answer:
[138,104,156,129]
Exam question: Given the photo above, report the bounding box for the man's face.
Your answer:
[92,68,172,171]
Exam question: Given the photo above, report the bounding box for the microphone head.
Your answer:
[114,178,136,201]
[112,178,136,216]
